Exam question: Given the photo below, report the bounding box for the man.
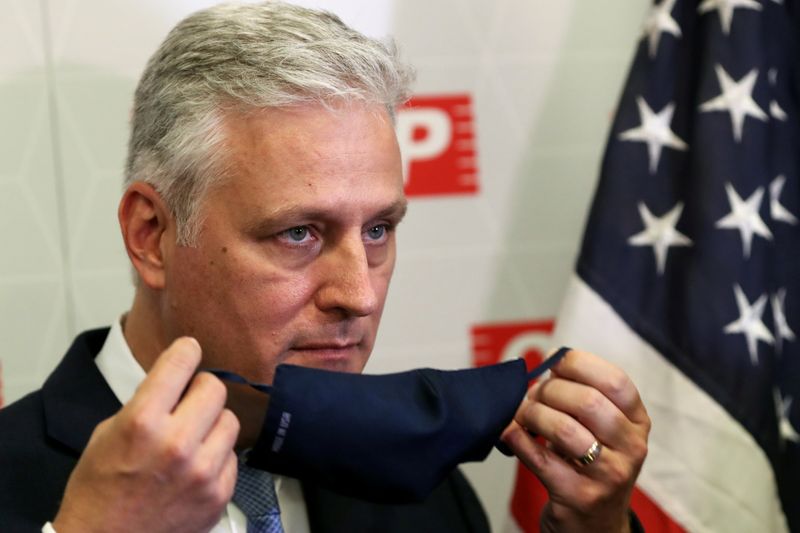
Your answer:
[0,3,650,532]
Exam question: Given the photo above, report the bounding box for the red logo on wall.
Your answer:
[470,319,555,369]
[397,94,479,197]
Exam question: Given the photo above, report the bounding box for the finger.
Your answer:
[515,392,596,461]
[534,377,639,451]
[501,421,585,490]
[130,337,202,414]
[202,409,240,468]
[551,349,648,424]
[218,449,239,504]
[503,417,638,502]
[172,372,229,444]
[188,447,239,530]
[199,409,240,472]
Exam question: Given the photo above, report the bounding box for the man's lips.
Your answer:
[293,341,360,350]
[289,341,361,360]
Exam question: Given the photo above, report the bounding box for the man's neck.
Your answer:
[123,288,169,373]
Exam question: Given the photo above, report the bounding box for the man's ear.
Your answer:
[118,182,174,289]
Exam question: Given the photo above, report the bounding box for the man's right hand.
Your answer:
[53,337,240,533]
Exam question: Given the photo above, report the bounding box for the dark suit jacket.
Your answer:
[0,328,490,533]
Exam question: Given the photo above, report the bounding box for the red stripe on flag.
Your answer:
[629,488,685,533]
[509,460,548,532]
[510,465,685,532]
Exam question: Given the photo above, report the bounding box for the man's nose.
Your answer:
[314,236,379,317]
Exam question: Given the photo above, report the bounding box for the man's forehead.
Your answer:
[203,101,405,226]
[221,103,399,169]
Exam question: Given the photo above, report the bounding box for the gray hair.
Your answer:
[125,1,414,245]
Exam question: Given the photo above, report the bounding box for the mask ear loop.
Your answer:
[204,369,274,394]
[526,346,569,381]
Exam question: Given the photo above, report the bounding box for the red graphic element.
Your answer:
[397,94,479,197]
[470,319,554,370]
[509,459,549,533]
[511,470,684,533]
[471,320,685,533]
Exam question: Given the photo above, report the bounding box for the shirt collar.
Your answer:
[95,316,146,404]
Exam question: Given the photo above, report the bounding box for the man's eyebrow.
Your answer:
[377,199,409,222]
[244,199,409,235]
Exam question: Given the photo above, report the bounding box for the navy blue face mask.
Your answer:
[209,347,567,504]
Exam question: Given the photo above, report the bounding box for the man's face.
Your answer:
[160,102,406,383]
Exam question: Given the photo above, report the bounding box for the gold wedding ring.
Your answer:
[578,440,602,465]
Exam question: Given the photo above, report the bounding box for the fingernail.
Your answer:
[176,336,201,356]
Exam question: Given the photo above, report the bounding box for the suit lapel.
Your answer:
[41,328,122,455]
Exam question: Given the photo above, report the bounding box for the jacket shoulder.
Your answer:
[0,357,94,530]
[0,391,80,530]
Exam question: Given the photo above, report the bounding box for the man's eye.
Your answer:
[280,226,312,243]
[365,225,388,241]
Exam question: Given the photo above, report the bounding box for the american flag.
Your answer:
[535,0,800,532]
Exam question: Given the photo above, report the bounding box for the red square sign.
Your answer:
[397,94,479,197]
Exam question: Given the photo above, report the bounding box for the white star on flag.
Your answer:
[770,101,788,121]
[698,0,762,35]
[770,175,798,224]
[774,389,800,444]
[643,0,682,58]
[699,65,768,143]
[628,201,692,274]
[724,284,774,365]
[768,69,788,121]
[619,97,688,174]
[772,288,796,354]
[715,182,772,259]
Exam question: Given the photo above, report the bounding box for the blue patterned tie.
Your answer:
[234,462,285,533]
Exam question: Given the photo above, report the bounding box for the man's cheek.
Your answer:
[373,272,394,309]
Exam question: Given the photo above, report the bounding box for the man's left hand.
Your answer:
[500,349,650,533]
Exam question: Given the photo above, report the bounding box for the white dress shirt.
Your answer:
[43,319,309,533]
